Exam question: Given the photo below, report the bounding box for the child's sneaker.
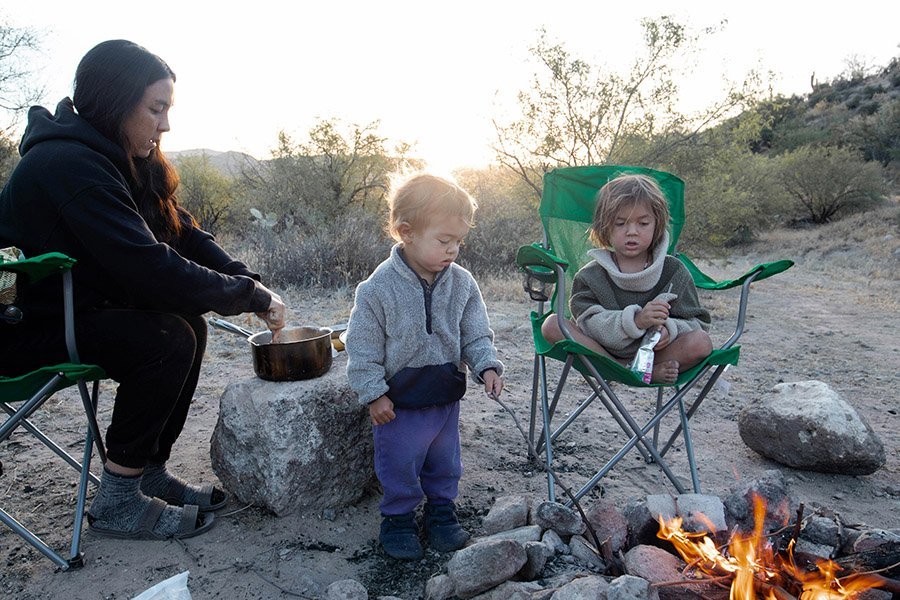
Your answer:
[423,502,470,552]
[379,513,423,560]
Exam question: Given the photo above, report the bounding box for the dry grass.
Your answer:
[744,202,900,280]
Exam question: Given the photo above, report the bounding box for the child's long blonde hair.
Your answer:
[386,173,477,243]
[589,174,670,254]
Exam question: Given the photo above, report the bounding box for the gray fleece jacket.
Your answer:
[570,232,710,359]
[346,244,504,408]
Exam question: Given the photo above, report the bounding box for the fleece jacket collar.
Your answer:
[586,231,670,293]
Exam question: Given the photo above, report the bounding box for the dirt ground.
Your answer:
[2,209,898,599]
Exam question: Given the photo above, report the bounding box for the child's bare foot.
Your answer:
[651,360,679,384]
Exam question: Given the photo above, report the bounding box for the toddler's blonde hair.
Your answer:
[589,173,670,254]
[386,173,477,243]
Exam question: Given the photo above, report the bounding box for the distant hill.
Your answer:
[167,149,260,176]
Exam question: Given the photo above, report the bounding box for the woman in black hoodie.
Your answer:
[0,40,285,539]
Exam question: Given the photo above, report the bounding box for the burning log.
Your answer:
[834,540,900,575]
[653,493,891,599]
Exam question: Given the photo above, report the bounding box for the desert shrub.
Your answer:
[775,146,888,224]
[175,154,237,236]
[237,206,390,288]
[677,150,785,251]
[460,196,540,277]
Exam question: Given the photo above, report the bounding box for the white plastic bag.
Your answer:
[132,570,191,600]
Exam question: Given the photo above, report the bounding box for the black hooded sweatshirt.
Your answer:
[0,99,270,319]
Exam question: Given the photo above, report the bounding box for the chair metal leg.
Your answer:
[1,402,101,487]
[535,356,556,502]
[76,379,106,463]
[528,354,541,459]
[678,396,701,493]
[536,355,573,454]
[659,364,721,457]
[653,387,663,450]
[0,375,65,439]
[1,374,104,570]
[568,385,702,503]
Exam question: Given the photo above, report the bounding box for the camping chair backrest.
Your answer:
[540,166,685,316]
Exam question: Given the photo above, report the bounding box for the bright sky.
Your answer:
[3,1,898,172]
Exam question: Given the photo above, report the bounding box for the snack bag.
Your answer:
[630,327,661,383]
[629,289,677,383]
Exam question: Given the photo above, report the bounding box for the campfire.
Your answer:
[655,495,896,599]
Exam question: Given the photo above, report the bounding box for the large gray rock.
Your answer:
[210,355,374,515]
[738,381,885,475]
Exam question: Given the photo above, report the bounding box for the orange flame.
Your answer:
[656,495,880,599]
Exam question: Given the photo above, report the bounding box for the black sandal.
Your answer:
[88,498,215,540]
[151,478,229,513]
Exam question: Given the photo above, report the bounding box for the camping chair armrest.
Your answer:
[516,243,568,279]
[0,252,77,282]
[720,266,764,350]
[516,244,581,341]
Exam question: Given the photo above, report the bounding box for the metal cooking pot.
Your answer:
[208,317,333,381]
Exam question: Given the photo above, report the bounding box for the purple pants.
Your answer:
[373,401,462,515]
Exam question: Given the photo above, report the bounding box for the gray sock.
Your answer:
[88,468,185,536]
[141,462,215,506]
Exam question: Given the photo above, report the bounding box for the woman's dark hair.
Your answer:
[73,40,193,242]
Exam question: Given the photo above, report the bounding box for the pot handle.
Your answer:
[208,317,255,338]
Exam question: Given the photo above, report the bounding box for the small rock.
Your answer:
[568,535,605,571]
[481,495,530,535]
[608,574,659,600]
[425,574,455,600]
[323,579,367,600]
[548,575,610,600]
[518,540,554,580]
[542,529,569,555]
[447,539,527,598]
[473,525,542,545]
[533,501,586,536]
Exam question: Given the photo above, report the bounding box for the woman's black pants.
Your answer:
[0,309,207,469]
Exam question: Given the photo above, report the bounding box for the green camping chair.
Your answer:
[0,251,107,570]
[516,165,793,504]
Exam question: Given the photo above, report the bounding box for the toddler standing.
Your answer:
[542,173,712,383]
[346,173,504,560]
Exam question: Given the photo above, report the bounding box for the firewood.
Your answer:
[834,541,900,575]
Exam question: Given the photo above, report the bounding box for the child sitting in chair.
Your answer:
[541,173,712,384]
[345,173,504,560]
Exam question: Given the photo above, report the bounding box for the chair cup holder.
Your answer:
[523,273,552,302]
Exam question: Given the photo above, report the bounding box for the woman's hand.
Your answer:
[257,291,286,340]
[483,369,504,400]
[636,299,670,330]
[369,395,396,426]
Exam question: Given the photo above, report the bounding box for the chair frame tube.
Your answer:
[0,265,106,570]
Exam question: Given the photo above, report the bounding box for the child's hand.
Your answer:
[653,325,671,350]
[483,369,504,400]
[368,395,395,426]
[636,299,670,330]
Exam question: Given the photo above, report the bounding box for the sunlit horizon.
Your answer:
[3,1,898,172]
